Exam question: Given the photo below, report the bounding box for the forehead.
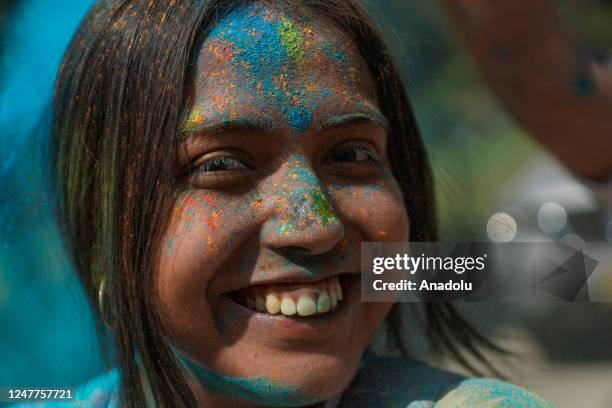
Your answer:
[187,3,380,134]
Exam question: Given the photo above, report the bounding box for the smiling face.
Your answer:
[156,3,409,407]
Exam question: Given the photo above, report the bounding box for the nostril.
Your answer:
[277,246,312,259]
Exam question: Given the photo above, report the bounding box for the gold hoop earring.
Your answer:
[98,276,114,329]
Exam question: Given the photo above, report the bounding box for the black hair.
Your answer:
[53,0,502,406]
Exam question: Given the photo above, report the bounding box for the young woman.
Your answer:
[50,0,553,406]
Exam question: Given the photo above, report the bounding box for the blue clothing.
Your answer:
[11,358,553,407]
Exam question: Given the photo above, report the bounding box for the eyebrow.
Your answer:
[181,110,389,139]
[182,117,275,139]
[319,111,389,131]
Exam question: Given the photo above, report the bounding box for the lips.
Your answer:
[228,275,346,317]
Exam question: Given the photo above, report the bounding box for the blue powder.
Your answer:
[165,237,175,255]
[445,378,554,407]
[573,70,594,96]
[285,105,313,133]
[175,353,318,407]
[209,5,317,133]
[289,156,319,184]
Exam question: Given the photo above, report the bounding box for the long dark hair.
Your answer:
[53,0,502,406]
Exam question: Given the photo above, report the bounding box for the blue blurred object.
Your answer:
[0,0,109,388]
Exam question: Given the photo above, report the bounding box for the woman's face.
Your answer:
[157,4,409,406]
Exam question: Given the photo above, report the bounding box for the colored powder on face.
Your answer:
[278,16,304,64]
[206,5,320,133]
[320,42,349,65]
[310,188,338,226]
[573,70,594,96]
[285,104,313,134]
[205,211,220,231]
[197,193,218,208]
[278,222,292,235]
[175,353,318,407]
[182,109,203,134]
[207,236,216,254]
[281,158,340,228]
[166,237,175,255]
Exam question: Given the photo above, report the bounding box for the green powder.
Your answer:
[278,17,304,64]
[181,109,202,135]
[311,188,337,226]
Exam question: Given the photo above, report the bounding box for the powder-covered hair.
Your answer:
[53,0,502,406]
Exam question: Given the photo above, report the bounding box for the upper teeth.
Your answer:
[241,276,344,317]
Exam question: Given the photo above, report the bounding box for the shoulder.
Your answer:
[339,357,554,408]
[10,369,120,408]
[436,378,554,408]
[338,357,463,406]
[71,368,120,407]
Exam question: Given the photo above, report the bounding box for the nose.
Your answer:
[260,159,346,256]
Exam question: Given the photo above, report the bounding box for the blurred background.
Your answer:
[1,1,611,407]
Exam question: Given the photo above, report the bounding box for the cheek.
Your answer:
[159,194,223,292]
[331,180,407,334]
[156,192,255,340]
[330,179,409,242]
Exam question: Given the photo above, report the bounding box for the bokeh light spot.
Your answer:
[537,202,567,234]
[486,212,517,242]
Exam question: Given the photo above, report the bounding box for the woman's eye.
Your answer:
[185,154,253,189]
[324,146,380,164]
[195,156,249,172]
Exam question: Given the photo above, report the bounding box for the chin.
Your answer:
[179,344,362,407]
[165,272,392,405]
